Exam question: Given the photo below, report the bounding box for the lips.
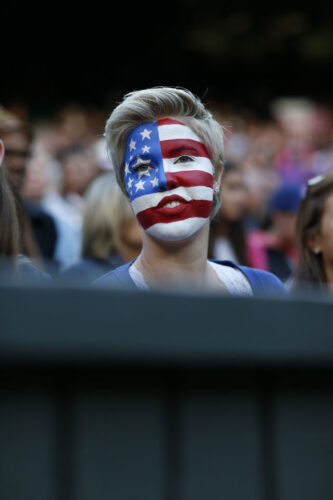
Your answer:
[137,199,213,229]
[157,194,188,209]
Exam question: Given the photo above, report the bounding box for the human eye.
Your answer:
[135,164,150,172]
[174,155,194,164]
[132,158,153,174]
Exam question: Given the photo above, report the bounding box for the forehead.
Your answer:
[127,119,202,143]
[124,119,209,164]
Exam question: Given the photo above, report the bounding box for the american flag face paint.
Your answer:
[123,118,214,241]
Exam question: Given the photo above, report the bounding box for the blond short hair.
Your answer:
[104,87,224,217]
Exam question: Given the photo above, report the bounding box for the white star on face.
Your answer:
[127,177,133,189]
[140,128,152,141]
[129,139,136,151]
[138,167,152,179]
[135,179,145,192]
[150,177,159,187]
[124,162,130,176]
[130,155,133,161]
[142,145,151,154]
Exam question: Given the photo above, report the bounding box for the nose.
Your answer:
[157,163,180,192]
[157,171,169,192]
[159,183,168,192]
[167,176,178,190]
[162,172,181,191]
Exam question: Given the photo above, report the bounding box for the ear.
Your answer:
[307,231,322,255]
[0,139,4,166]
[213,161,223,194]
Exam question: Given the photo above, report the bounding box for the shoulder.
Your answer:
[240,266,288,295]
[17,255,53,284]
[91,261,136,288]
[212,260,288,296]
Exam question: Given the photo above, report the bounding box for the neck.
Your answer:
[135,221,211,289]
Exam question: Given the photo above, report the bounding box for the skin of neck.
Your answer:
[135,220,212,288]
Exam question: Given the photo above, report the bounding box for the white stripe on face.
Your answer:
[146,217,208,241]
[158,123,202,142]
[162,156,214,174]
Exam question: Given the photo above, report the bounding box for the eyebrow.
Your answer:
[160,139,210,159]
[132,157,151,168]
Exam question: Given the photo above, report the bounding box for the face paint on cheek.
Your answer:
[123,118,214,241]
[124,121,166,202]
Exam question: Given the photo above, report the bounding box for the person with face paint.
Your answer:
[94,87,286,296]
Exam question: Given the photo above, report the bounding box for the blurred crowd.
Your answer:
[1,96,333,291]
[209,98,333,289]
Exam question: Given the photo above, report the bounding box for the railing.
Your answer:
[1,285,333,500]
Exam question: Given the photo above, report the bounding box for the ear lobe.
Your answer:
[0,139,4,166]
[307,232,322,255]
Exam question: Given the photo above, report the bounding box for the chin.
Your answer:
[146,217,207,242]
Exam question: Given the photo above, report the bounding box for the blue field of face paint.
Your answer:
[124,121,168,202]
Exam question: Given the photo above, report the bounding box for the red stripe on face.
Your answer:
[165,171,213,189]
[160,139,210,159]
[136,200,213,230]
[157,118,186,126]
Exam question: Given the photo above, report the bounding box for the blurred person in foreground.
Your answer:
[0,139,19,266]
[291,171,333,295]
[0,139,50,284]
[60,172,142,284]
[246,183,302,283]
[209,160,249,265]
[0,106,57,270]
[94,87,286,296]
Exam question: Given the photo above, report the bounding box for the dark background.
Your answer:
[2,3,333,119]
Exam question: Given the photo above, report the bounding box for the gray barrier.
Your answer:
[1,285,333,500]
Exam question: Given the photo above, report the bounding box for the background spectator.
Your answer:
[0,138,19,259]
[60,172,142,284]
[0,138,50,284]
[3,93,333,290]
[22,152,82,272]
[0,106,57,272]
[246,183,302,283]
[209,160,249,265]
[291,171,333,294]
